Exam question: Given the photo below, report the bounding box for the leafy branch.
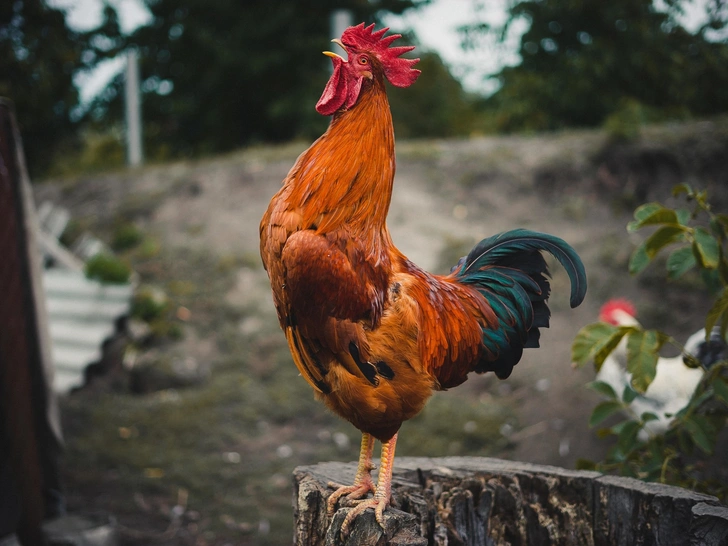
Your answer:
[572,184,728,501]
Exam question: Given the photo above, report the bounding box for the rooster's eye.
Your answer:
[359,57,369,65]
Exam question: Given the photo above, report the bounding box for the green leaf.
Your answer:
[572,323,632,368]
[693,227,720,269]
[622,385,638,403]
[632,202,663,223]
[672,405,689,420]
[666,246,696,280]
[705,287,728,337]
[720,256,728,286]
[672,183,693,198]
[628,203,677,232]
[695,190,710,210]
[626,329,666,392]
[644,225,688,259]
[572,323,611,366]
[610,420,632,435]
[683,416,714,454]
[712,378,728,405]
[604,447,623,463]
[647,441,665,461]
[676,208,692,226]
[714,213,728,233]
[629,242,651,275]
[641,455,664,476]
[700,268,723,295]
[590,400,624,427]
[594,327,635,370]
[587,380,619,400]
[709,216,726,239]
[641,412,659,422]
[688,390,715,412]
[617,420,642,452]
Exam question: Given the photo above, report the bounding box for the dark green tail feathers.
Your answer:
[451,229,587,379]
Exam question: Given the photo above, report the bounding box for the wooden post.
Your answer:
[0,99,64,544]
[293,457,728,546]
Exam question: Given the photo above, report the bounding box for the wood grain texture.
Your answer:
[293,457,728,546]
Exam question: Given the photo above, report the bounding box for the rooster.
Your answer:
[259,23,587,535]
[597,299,727,437]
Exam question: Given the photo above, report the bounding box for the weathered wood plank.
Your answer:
[294,457,728,546]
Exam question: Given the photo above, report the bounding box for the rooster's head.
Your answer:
[599,298,638,326]
[316,23,420,116]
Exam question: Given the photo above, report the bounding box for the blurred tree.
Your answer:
[0,0,123,176]
[462,0,728,132]
[91,0,430,159]
[389,51,478,138]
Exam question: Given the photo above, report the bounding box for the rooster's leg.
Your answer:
[339,432,398,537]
[327,432,376,515]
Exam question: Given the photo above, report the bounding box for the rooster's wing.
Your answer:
[264,221,392,394]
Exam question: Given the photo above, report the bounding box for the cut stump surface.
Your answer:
[293,457,728,546]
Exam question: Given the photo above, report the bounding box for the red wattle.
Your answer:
[316,58,348,116]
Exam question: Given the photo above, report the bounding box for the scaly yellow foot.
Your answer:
[327,432,375,515]
[339,432,398,538]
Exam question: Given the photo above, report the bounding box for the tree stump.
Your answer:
[293,456,728,546]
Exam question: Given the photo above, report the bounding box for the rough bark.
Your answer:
[293,457,728,546]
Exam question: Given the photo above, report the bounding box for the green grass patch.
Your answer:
[85,253,132,284]
[112,223,144,251]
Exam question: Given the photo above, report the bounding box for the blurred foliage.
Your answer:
[131,286,169,322]
[388,51,481,138]
[89,0,440,161]
[0,0,124,176]
[49,129,126,176]
[573,184,728,501]
[6,0,470,177]
[12,0,728,177]
[111,221,144,251]
[85,252,132,284]
[130,285,185,341]
[462,0,728,132]
[603,98,651,142]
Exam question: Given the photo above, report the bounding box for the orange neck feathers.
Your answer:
[289,77,395,239]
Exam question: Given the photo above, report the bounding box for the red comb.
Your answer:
[341,23,420,88]
[599,298,637,324]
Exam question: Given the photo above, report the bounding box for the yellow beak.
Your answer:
[323,39,347,60]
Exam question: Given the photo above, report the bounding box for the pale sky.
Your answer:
[47,0,149,102]
[383,0,527,94]
[48,0,712,103]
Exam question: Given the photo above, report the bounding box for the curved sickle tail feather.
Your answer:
[458,229,587,308]
[452,229,587,379]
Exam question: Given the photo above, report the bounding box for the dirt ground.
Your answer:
[36,118,728,544]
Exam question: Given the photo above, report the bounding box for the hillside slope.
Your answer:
[36,119,728,545]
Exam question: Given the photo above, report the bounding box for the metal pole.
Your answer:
[125,49,143,167]
[330,9,353,61]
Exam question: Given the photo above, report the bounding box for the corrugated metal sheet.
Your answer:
[36,199,134,394]
[44,268,133,393]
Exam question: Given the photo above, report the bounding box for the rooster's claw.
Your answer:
[339,496,388,538]
[327,481,375,516]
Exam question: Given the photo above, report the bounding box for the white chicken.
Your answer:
[596,299,727,438]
